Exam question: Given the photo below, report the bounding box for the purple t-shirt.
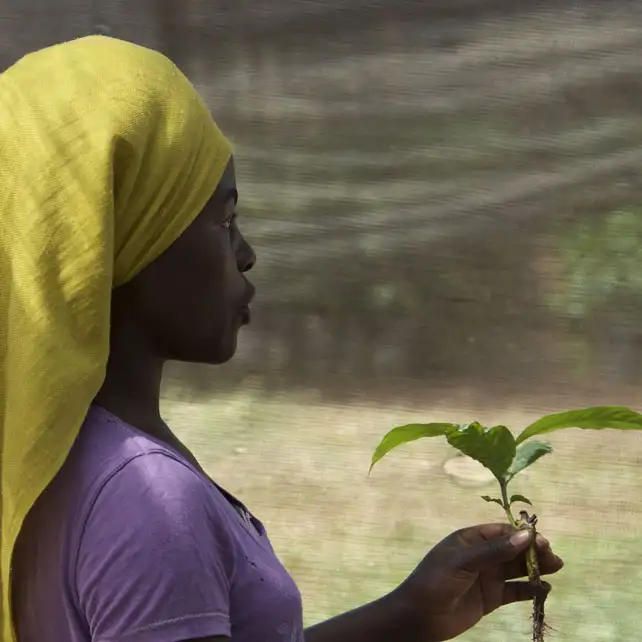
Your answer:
[12,405,305,642]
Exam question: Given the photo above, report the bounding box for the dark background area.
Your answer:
[5,1,642,404]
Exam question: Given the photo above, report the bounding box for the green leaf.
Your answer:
[510,494,533,506]
[507,441,553,478]
[516,406,642,444]
[369,423,459,473]
[481,495,504,506]
[445,422,516,481]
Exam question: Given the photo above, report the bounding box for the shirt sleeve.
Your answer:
[75,452,235,642]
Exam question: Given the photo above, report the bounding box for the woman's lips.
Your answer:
[240,280,255,325]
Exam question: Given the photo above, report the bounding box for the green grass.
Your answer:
[160,385,642,640]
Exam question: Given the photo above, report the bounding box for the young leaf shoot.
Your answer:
[369,406,642,642]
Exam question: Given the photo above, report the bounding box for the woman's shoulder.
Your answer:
[13,407,240,642]
[59,404,217,520]
[16,403,239,585]
[24,404,222,547]
[75,405,180,471]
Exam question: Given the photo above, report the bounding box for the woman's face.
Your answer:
[114,156,256,365]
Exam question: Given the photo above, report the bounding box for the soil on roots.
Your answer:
[532,582,548,642]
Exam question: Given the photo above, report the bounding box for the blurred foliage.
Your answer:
[6,0,642,397]
[553,208,642,320]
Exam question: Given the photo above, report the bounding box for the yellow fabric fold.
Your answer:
[0,35,232,640]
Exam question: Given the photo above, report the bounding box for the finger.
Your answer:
[458,525,552,552]
[504,553,564,580]
[539,550,564,575]
[503,580,551,606]
[454,529,532,573]
[534,533,550,550]
[503,536,564,580]
[456,523,519,545]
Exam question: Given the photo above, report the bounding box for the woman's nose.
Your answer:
[238,238,256,273]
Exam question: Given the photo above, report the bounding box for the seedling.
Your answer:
[369,406,642,641]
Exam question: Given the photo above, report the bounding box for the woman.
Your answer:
[0,36,562,642]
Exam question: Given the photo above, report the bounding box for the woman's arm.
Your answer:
[304,590,425,642]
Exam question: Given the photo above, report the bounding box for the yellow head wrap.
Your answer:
[0,35,232,640]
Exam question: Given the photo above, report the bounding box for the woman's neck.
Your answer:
[98,361,199,462]
[94,335,207,472]
[94,319,168,437]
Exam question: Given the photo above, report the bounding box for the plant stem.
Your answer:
[500,480,547,641]
[500,481,517,526]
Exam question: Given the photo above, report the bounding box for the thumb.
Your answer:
[455,529,532,573]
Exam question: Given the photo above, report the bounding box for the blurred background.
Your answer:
[4,1,642,639]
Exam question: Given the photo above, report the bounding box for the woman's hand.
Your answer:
[391,523,564,641]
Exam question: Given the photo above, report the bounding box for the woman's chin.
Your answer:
[207,329,240,366]
[168,329,239,366]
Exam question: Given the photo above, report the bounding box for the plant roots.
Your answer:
[518,510,549,642]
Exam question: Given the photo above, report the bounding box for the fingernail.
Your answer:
[509,530,531,546]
